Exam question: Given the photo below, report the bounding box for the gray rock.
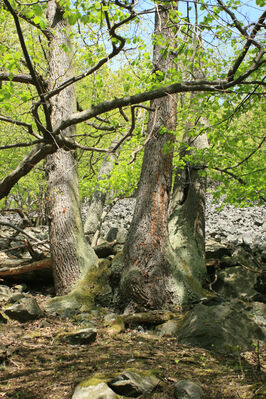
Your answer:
[4,297,43,322]
[7,293,26,304]
[156,319,180,336]
[174,380,203,399]
[57,328,97,345]
[177,300,265,351]
[72,382,118,399]
[108,371,159,397]
[215,266,258,301]
[0,285,12,301]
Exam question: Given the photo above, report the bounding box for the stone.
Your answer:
[215,266,258,301]
[106,316,125,336]
[56,328,97,345]
[94,242,116,258]
[108,370,159,397]
[7,293,26,304]
[0,285,12,301]
[72,382,118,399]
[174,380,203,399]
[177,300,265,351]
[4,297,43,322]
[156,319,180,336]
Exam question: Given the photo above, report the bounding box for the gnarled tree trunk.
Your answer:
[46,0,97,295]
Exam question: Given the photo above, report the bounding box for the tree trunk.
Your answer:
[46,0,97,295]
[84,137,120,241]
[168,133,209,284]
[120,4,208,312]
[120,4,178,311]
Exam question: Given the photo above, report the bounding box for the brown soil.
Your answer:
[0,294,265,399]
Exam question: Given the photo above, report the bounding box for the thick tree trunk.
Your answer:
[46,0,97,295]
[120,4,208,312]
[120,4,178,311]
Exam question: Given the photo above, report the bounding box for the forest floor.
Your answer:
[0,291,265,399]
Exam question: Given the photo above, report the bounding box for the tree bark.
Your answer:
[120,4,178,311]
[84,137,120,239]
[120,4,208,312]
[169,132,209,285]
[46,0,97,295]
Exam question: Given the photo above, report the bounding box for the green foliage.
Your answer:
[0,0,265,215]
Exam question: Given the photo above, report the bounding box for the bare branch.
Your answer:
[0,143,56,199]
[33,2,137,109]
[0,140,41,149]
[0,115,41,139]
[0,72,34,85]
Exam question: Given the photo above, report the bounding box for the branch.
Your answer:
[0,140,41,149]
[0,143,56,199]
[213,167,245,185]
[33,2,137,109]
[0,72,34,85]
[0,221,45,244]
[0,115,41,139]
[52,66,265,136]
[219,137,266,172]
[3,0,52,137]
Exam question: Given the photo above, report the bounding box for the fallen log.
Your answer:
[0,258,52,276]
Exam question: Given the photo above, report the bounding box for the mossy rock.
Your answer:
[106,316,125,336]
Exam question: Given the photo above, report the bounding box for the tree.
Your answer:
[0,0,265,304]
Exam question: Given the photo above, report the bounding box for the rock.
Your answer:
[108,370,159,397]
[215,266,258,301]
[205,239,231,259]
[4,297,43,322]
[56,328,97,345]
[94,241,116,258]
[72,382,118,399]
[0,285,12,301]
[177,300,265,351]
[106,316,125,336]
[174,380,203,399]
[156,319,180,336]
[7,293,26,304]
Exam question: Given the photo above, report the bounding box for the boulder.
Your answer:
[215,266,259,301]
[4,297,43,322]
[72,382,118,399]
[56,328,97,345]
[108,370,159,397]
[174,380,203,399]
[177,300,265,351]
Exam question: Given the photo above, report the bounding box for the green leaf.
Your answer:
[68,14,78,25]
[33,4,43,17]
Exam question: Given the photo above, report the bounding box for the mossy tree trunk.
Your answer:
[46,0,97,296]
